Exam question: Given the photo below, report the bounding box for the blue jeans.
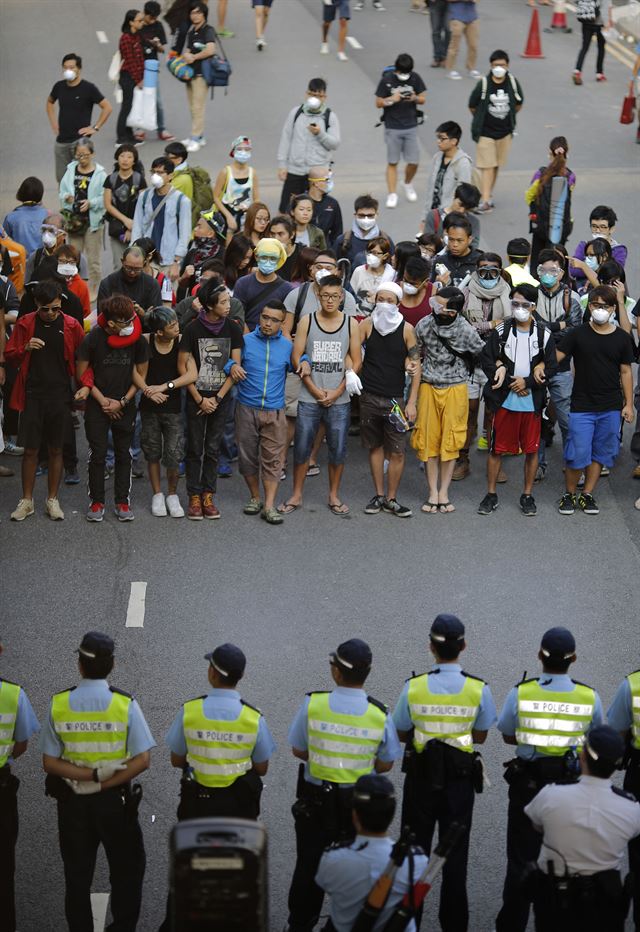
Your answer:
[429,0,451,62]
[294,401,351,465]
[538,369,572,467]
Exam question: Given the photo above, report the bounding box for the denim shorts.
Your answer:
[323,0,350,21]
[564,410,621,470]
[140,410,185,469]
[294,400,351,465]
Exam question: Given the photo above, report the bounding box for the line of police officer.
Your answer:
[2,619,640,931]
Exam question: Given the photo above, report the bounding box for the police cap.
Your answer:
[540,627,575,660]
[585,726,625,766]
[353,774,396,804]
[77,631,115,659]
[331,638,372,675]
[430,614,465,643]
[205,643,246,679]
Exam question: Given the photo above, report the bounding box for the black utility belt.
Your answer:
[301,780,353,801]
[539,867,621,890]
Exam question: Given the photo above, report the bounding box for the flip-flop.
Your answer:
[438,502,456,513]
[277,501,301,515]
[328,502,350,516]
[421,501,439,513]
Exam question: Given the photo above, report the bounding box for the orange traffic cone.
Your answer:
[521,8,545,58]
[545,0,572,33]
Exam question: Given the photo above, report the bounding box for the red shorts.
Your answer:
[491,408,541,455]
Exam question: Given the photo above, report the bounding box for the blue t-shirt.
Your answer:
[503,390,535,412]
[607,677,634,733]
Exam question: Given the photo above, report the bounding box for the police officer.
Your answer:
[525,726,640,932]
[40,632,155,932]
[315,774,428,932]
[0,635,39,932]
[285,638,401,932]
[392,613,496,932]
[608,666,640,927]
[494,626,604,932]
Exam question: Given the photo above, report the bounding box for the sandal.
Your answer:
[421,501,439,513]
[243,497,263,515]
[261,506,284,525]
[328,502,350,516]
[307,463,320,477]
[277,501,301,514]
[438,502,456,513]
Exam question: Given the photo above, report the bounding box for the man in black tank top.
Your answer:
[359,282,420,517]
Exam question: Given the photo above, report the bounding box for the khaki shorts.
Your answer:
[475,134,513,170]
[411,382,469,462]
[285,371,302,418]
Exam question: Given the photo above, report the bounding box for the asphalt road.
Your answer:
[1,1,640,930]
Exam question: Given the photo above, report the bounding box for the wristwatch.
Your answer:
[120,395,130,408]
[92,124,100,132]
[166,381,175,392]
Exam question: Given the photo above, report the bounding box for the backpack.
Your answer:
[375,66,424,128]
[293,105,331,132]
[201,29,232,96]
[185,167,214,227]
[532,170,573,245]
[576,0,600,22]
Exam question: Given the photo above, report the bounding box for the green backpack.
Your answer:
[185,166,214,227]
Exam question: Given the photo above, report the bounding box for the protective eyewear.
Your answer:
[510,300,534,310]
[589,302,614,311]
[39,304,63,313]
[477,268,501,280]
[537,265,561,276]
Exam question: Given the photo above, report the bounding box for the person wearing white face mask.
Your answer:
[213,136,260,234]
[54,244,90,321]
[478,284,556,518]
[556,284,634,517]
[47,53,112,183]
[469,50,524,213]
[131,157,191,282]
[358,281,420,516]
[350,235,395,316]
[335,194,395,267]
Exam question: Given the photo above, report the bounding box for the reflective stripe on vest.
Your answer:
[627,672,640,750]
[51,690,131,767]
[0,681,21,768]
[408,674,483,754]
[515,681,595,756]
[307,692,386,784]
[183,699,260,788]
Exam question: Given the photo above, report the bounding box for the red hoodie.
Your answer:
[5,311,85,411]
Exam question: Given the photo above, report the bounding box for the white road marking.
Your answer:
[96,31,108,43]
[347,36,363,49]
[125,582,147,628]
[91,893,110,932]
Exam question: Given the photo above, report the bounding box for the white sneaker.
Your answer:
[468,69,481,79]
[337,50,349,62]
[354,0,364,8]
[448,70,463,80]
[385,192,398,208]
[185,138,201,153]
[166,494,185,518]
[403,183,417,202]
[11,498,34,522]
[256,37,266,50]
[45,497,65,521]
[181,136,193,146]
[320,42,329,54]
[151,492,168,517]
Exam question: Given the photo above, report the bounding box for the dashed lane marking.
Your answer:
[91,893,109,932]
[125,582,147,628]
[96,31,108,43]
[347,36,363,49]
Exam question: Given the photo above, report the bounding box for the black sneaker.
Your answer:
[382,497,412,518]
[578,492,599,515]
[520,493,537,516]
[477,492,498,515]
[364,494,385,514]
[558,492,576,515]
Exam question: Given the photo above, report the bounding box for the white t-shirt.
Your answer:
[350,263,396,316]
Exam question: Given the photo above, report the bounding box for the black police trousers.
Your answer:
[0,772,19,932]
[495,778,543,932]
[401,770,474,932]
[56,787,145,932]
[532,869,625,932]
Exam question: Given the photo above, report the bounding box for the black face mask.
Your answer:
[434,312,457,326]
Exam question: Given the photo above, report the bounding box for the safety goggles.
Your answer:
[477,267,501,281]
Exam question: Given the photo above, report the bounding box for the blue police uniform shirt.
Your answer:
[316,834,429,932]
[498,673,604,760]
[392,663,497,734]
[165,688,276,764]
[607,677,634,732]
[1,680,40,760]
[288,686,401,786]
[39,679,156,757]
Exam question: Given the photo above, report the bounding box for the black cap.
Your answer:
[353,774,395,804]
[430,614,465,643]
[204,643,246,679]
[506,237,531,259]
[331,638,372,674]
[540,627,575,659]
[584,726,624,766]
[77,631,114,660]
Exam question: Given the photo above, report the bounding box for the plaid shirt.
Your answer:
[119,32,145,85]
[415,314,485,387]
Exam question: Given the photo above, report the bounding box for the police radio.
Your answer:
[169,818,268,931]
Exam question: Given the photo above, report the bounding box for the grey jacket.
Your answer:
[277,105,341,175]
[423,147,473,220]
[416,314,485,387]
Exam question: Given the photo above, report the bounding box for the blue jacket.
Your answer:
[225,327,294,411]
[59,161,107,232]
[131,186,192,263]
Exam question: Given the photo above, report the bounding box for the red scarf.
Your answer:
[97,312,143,347]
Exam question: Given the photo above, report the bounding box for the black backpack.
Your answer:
[293,105,331,132]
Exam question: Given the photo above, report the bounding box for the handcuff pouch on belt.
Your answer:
[503,752,580,791]
[291,764,354,838]
[404,739,483,793]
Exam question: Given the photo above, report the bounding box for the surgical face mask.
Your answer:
[403,282,419,296]
[585,255,599,270]
[150,172,164,188]
[234,150,251,163]
[366,253,382,269]
[305,95,322,112]
[63,68,76,81]
[324,178,334,194]
[315,268,332,284]
[514,307,531,323]
[42,231,57,249]
[592,231,610,240]
[434,312,456,326]
[119,323,135,337]
[590,308,611,325]
[491,65,507,79]
[356,216,376,232]
[57,263,77,278]
[395,72,411,81]
[257,257,278,275]
[479,276,498,289]
[540,272,559,288]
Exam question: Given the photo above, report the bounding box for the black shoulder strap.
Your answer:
[54,686,78,696]
[293,282,311,330]
[367,695,388,714]
[324,107,331,131]
[109,686,133,699]
[515,677,537,687]
[306,690,330,697]
[0,677,19,688]
[293,104,305,125]
[243,277,283,319]
[461,671,487,685]
[434,330,475,375]
[612,786,637,802]
[241,698,262,715]
[406,671,428,682]
[185,694,208,703]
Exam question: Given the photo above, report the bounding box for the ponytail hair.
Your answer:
[537,135,569,199]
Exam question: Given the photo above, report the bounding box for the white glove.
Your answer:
[345,370,362,397]
[95,762,128,782]
[64,778,101,795]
